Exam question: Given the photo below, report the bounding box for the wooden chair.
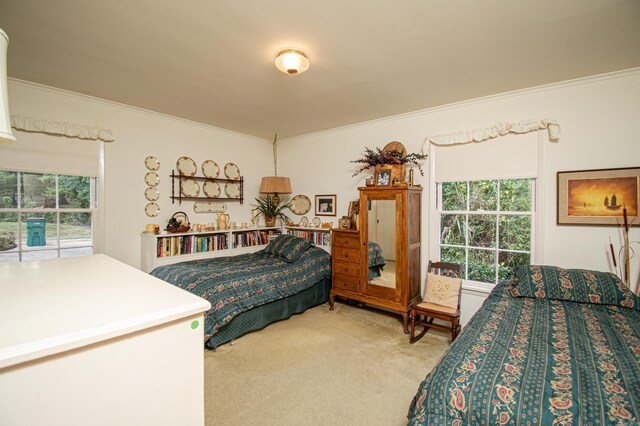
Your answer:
[410,261,462,343]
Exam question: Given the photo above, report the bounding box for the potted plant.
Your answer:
[252,195,291,227]
[351,146,428,178]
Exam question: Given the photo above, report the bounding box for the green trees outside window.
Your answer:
[439,178,533,284]
[0,170,95,262]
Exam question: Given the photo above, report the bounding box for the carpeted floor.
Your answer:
[204,301,451,426]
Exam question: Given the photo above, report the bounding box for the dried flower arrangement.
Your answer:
[609,205,639,295]
[351,147,428,177]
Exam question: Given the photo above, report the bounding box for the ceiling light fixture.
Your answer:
[274,49,309,75]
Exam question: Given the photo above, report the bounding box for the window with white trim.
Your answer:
[0,170,96,262]
[438,178,534,285]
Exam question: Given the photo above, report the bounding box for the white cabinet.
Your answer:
[0,255,211,426]
[141,227,282,272]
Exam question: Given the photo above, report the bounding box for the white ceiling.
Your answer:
[1,0,639,139]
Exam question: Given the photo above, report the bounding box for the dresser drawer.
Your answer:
[333,247,360,263]
[332,274,360,292]
[333,233,360,249]
[333,260,360,278]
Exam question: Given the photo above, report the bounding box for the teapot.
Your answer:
[217,213,230,230]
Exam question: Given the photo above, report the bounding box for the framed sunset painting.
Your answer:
[557,167,640,226]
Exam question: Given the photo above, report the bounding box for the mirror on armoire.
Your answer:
[367,199,396,289]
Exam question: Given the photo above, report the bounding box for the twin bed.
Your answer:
[408,265,640,425]
[151,235,331,348]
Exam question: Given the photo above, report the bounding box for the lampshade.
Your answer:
[0,28,15,143]
[259,176,292,195]
[274,49,310,75]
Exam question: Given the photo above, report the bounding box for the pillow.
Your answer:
[512,265,639,309]
[423,272,462,309]
[263,235,312,263]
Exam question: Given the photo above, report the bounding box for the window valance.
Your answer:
[423,118,559,150]
[11,114,114,142]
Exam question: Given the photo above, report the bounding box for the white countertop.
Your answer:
[0,254,211,369]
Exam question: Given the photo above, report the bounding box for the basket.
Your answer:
[166,211,191,233]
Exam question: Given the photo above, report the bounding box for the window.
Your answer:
[438,178,534,285]
[0,170,96,263]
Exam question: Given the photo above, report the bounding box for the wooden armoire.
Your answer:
[330,186,422,332]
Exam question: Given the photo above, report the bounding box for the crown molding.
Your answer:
[7,78,271,143]
[283,67,640,142]
[9,67,639,145]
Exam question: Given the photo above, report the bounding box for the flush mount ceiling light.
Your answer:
[274,49,309,75]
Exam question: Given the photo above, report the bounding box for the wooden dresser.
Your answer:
[331,229,361,293]
[330,186,422,333]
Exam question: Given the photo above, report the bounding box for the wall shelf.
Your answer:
[170,171,244,205]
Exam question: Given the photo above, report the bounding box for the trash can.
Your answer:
[27,217,46,247]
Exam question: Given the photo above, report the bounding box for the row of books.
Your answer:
[156,234,229,257]
[286,230,330,246]
[232,229,282,249]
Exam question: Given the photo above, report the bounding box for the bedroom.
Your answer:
[1,1,639,425]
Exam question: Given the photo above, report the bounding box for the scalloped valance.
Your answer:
[423,118,559,150]
[11,114,114,142]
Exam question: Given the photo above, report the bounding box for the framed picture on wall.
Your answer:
[376,167,392,187]
[557,167,640,226]
[315,194,336,216]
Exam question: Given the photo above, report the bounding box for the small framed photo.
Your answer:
[376,167,392,186]
[557,167,640,226]
[315,194,336,216]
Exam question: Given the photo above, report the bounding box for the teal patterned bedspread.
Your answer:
[408,280,640,425]
[150,246,331,343]
[368,241,385,268]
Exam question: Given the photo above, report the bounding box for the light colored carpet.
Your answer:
[204,301,450,426]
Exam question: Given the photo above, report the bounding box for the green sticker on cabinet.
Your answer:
[191,320,199,330]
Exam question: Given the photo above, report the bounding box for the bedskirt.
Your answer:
[206,277,331,348]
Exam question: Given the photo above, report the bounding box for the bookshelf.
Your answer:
[284,226,332,252]
[141,227,282,272]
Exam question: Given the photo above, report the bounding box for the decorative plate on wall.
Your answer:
[203,180,221,198]
[224,163,240,180]
[194,201,227,214]
[202,160,220,178]
[145,203,160,217]
[176,156,197,176]
[225,182,241,198]
[180,179,200,197]
[299,216,309,227]
[144,156,160,171]
[144,187,159,201]
[144,172,160,186]
[311,217,322,228]
[290,195,311,215]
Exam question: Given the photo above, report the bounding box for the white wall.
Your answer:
[279,69,640,324]
[7,80,272,269]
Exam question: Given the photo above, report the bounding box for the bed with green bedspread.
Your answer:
[408,266,640,426]
[150,242,331,348]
